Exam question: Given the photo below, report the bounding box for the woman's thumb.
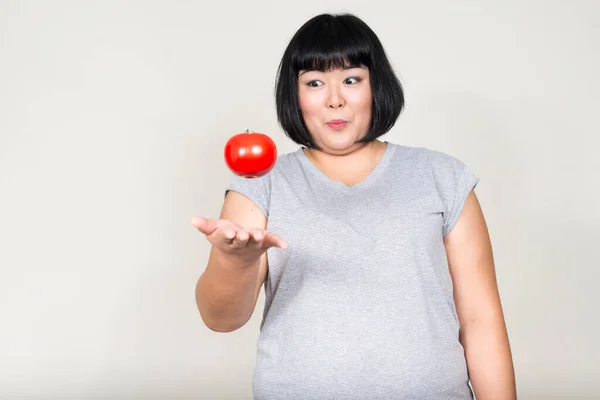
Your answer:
[191,216,219,235]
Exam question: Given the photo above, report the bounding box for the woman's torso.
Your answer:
[226,142,477,399]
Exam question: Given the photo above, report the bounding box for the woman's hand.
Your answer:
[191,216,288,264]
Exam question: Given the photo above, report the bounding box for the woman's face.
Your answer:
[297,66,372,154]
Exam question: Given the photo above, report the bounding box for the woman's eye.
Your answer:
[307,80,323,87]
[345,77,361,84]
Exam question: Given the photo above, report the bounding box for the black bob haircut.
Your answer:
[275,13,404,149]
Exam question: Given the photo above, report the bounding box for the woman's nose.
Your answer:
[327,91,345,108]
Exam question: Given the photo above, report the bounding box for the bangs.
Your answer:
[290,17,373,72]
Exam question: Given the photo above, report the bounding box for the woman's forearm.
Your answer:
[461,315,517,399]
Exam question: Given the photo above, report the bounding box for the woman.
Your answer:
[193,13,516,400]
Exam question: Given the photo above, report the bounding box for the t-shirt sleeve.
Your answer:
[440,156,480,238]
[224,173,271,218]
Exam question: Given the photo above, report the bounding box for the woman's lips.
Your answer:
[326,119,348,130]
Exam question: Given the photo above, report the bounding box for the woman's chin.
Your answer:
[320,137,365,154]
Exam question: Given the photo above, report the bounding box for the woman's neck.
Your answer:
[303,140,388,186]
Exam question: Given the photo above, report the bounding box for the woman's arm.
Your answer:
[444,191,517,399]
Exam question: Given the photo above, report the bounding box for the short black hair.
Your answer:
[275,13,404,149]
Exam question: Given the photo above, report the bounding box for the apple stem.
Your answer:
[245,129,250,133]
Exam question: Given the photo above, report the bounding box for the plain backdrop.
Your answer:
[1,1,599,399]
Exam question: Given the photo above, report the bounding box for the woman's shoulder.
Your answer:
[389,142,471,174]
[271,147,304,171]
[388,142,479,235]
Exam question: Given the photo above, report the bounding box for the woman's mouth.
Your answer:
[326,119,348,130]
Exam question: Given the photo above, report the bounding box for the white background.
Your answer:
[1,1,599,398]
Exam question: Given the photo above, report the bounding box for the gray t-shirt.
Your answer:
[225,141,479,399]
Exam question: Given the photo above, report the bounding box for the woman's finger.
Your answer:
[249,228,265,242]
[263,231,288,250]
[191,216,219,235]
[230,228,250,248]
